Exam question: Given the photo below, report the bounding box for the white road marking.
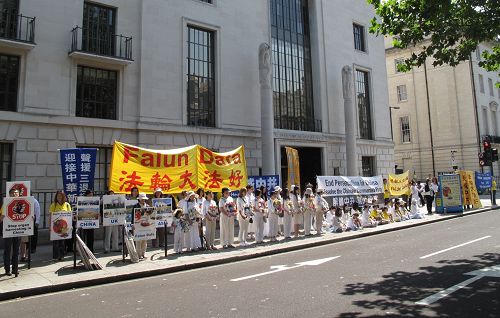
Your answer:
[420,236,491,259]
[230,256,340,282]
[415,275,483,305]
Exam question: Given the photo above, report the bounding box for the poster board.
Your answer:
[76,196,100,229]
[436,174,463,213]
[102,195,127,226]
[6,181,31,197]
[2,196,34,237]
[133,207,156,241]
[50,210,73,240]
[152,198,173,227]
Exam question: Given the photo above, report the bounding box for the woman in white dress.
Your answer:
[290,185,302,238]
[267,190,280,242]
[282,188,293,239]
[253,189,266,244]
[314,189,328,235]
[302,188,315,236]
[410,181,425,219]
[236,188,251,246]
[186,192,202,251]
[361,204,377,228]
[202,191,218,250]
[195,188,205,250]
[246,185,256,241]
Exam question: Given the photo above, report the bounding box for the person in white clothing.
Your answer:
[282,188,293,239]
[104,190,121,253]
[219,188,235,248]
[410,181,425,219]
[245,185,256,240]
[195,188,206,250]
[202,191,218,250]
[361,204,377,228]
[302,188,315,236]
[185,191,202,251]
[253,189,266,244]
[267,190,280,242]
[346,211,362,231]
[315,189,328,234]
[172,209,185,253]
[236,188,251,246]
[290,185,302,238]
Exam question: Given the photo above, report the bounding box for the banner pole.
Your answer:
[28,236,31,269]
[164,222,167,258]
[73,227,77,269]
[122,225,126,262]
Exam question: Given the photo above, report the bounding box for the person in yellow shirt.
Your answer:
[491,179,497,206]
[1,188,21,276]
[383,178,390,200]
[49,190,72,261]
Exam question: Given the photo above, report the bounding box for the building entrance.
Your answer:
[280,147,322,191]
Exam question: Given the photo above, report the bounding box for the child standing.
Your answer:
[172,209,185,254]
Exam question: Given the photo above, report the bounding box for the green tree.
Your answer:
[368,0,499,78]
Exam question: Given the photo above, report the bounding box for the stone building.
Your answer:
[385,39,500,179]
[0,0,393,223]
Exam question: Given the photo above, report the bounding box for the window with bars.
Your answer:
[78,146,112,193]
[356,70,373,140]
[400,116,411,143]
[271,0,318,132]
[187,25,215,127]
[76,65,117,120]
[82,2,116,56]
[353,23,366,52]
[0,53,19,112]
[361,156,376,177]
[0,142,13,198]
[397,84,407,102]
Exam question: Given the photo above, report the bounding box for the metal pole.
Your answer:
[423,62,436,176]
[389,108,394,141]
[73,227,77,269]
[469,53,483,173]
[164,222,167,258]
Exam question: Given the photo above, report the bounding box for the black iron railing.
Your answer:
[70,26,132,60]
[0,12,35,43]
[275,117,322,132]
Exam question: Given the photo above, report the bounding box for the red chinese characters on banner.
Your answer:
[204,170,223,189]
[179,170,196,190]
[229,170,243,188]
[119,171,144,192]
[150,172,173,191]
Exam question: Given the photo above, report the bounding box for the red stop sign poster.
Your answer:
[2,197,34,238]
[6,181,31,197]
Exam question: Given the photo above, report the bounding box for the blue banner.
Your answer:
[248,175,280,196]
[475,171,492,190]
[60,148,97,205]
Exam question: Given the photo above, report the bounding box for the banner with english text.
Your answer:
[109,141,247,194]
[316,176,383,197]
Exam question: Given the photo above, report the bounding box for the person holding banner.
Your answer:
[219,188,235,249]
[103,190,121,253]
[303,188,315,236]
[236,188,250,246]
[290,185,302,238]
[134,193,150,259]
[80,189,96,252]
[202,191,218,250]
[1,188,21,276]
[253,189,266,244]
[50,190,72,261]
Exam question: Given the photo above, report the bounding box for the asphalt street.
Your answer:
[1,210,499,318]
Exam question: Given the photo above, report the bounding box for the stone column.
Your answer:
[259,43,275,175]
[342,65,358,176]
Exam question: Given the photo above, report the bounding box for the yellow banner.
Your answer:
[285,147,300,191]
[109,141,247,194]
[388,171,410,196]
[458,170,482,209]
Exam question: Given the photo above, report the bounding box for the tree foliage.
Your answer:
[368,0,500,77]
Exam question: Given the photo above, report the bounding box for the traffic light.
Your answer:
[493,148,499,162]
[483,137,493,163]
[479,152,486,166]
[483,137,491,151]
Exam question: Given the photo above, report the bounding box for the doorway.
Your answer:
[281,146,323,191]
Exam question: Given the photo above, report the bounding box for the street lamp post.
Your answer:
[389,106,400,141]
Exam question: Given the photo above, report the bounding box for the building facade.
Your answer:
[0,0,393,205]
[385,39,500,179]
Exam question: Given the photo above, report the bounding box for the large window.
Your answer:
[82,2,116,56]
[397,84,407,102]
[478,74,485,93]
[186,25,215,127]
[361,156,376,177]
[271,0,318,132]
[76,65,117,120]
[353,23,366,52]
[0,53,19,112]
[0,142,13,197]
[0,0,18,39]
[356,70,373,140]
[400,116,411,143]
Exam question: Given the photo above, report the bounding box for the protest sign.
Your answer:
[152,198,173,227]
[134,207,156,241]
[77,196,100,229]
[388,171,410,196]
[285,147,300,191]
[248,175,280,196]
[102,195,127,226]
[109,141,247,194]
[458,171,482,209]
[316,176,383,197]
[475,171,492,191]
[50,210,73,240]
[437,174,463,213]
[6,181,31,197]
[125,199,137,230]
[60,148,97,205]
[2,196,34,238]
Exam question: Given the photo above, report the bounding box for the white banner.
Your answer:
[316,176,384,197]
[2,197,35,237]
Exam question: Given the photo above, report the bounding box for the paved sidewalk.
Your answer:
[0,199,497,301]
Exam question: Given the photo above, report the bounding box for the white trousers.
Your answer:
[205,219,217,246]
[315,210,324,234]
[254,212,265,243]
[135,240,147,257]
[104,225,119,252]
[283,213,292,238]
[304,210,312,235]
[238,217,249,244]
[220,214,234,246]
[268,213,279,238]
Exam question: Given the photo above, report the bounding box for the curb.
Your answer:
[2,205,498,301]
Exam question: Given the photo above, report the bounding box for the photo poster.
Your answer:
[152,198,173,227]
[134,207,156,241]
[2,196,35,238]
[125,199,138,230]
[76,196,101,229]
[102,194,127,226]
[50,210,73,240]
[6,181,31,197]
[437,174,463,213]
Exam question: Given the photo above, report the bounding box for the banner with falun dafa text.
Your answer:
[388,171,410,196]
[109,141,247,194]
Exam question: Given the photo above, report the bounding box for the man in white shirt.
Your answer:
[218,188,235,248]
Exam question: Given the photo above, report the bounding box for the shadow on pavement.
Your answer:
[339,253,500,318]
